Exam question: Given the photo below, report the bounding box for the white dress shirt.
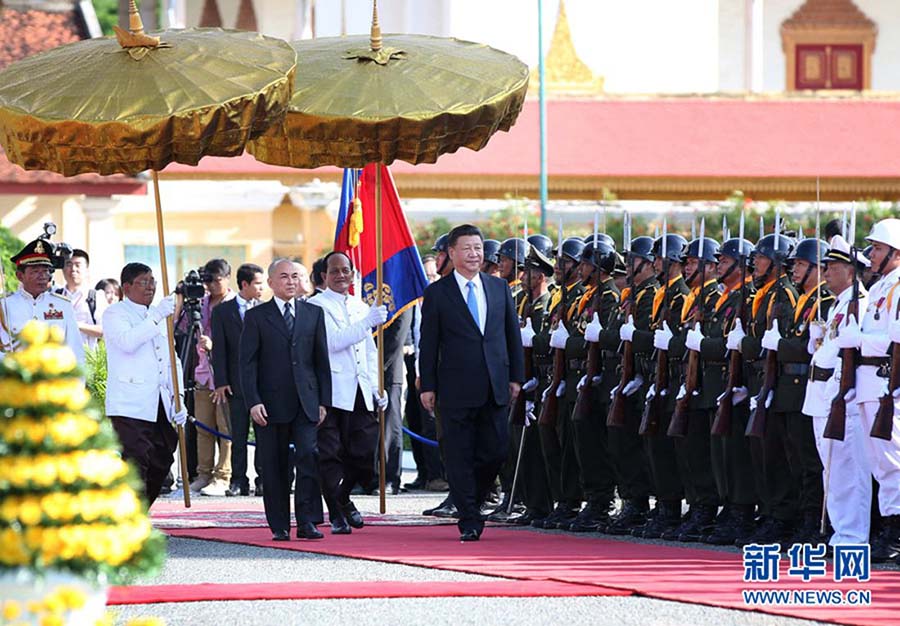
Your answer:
[235,294,257,320]
[273,295,294,321]
[453,270,487,334]
[858,265,900,403]
[0,286,84,365]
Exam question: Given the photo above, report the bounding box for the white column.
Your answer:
[746,0,764,92]
[81,196,124,284]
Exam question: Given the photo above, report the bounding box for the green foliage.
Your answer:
[0,225,23,292]
[412,216,452,257]
[92,0,119,36]
[85,341,108,406]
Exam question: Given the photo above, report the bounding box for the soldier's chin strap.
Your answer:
[437,253,450,276]
[876,247,896,277]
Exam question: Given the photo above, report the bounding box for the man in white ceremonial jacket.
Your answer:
[104,262,187,505]
[839,218,900,563]
[309,251,387,534]
[802,236,871,547]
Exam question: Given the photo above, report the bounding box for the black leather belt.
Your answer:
[859,356,890,367]
[567,359,586,371]
[810,366,834,382]
[780,363,809,377]
[750,360,765,372]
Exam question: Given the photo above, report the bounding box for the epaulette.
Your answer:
[50,291,70,302]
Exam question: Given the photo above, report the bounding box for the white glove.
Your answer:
[374,391,388,411]
[366,304,389,327]
[620,315,636,342]
[836,315,861,349]
[763,389,773,409]
[584,313,603,343]
[577,375,588,392]
[761,319,782,351]
[654,321,673,351]
[646,383,656,398]
[676,384,687,401]
[623,375,644,397]
[686,325,705,352]
[732,386,748,405]
[749,396,758,413]
[149,294,176,323]
[726,319,746,352]
[541,386,551,403]
[809,322,826,344]
[555,380,567,397]
[171,406,187,426]
[824,376,840,404]
[525,401,537,426]
[550,323,570,349]
[522,377,538,393]
[609,384,620,402]
[889,316,900,344]
[520,318,536,347]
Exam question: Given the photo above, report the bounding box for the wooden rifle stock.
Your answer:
[510,346,533,426]
[574,339,601,421]
[711,348,742,436]
[640,346,667,435]
[871,340,900,440]
[607,340,633,427]
[538,346,566,427]
[746,349,776,437]
[668,343,698,438]
[824,297,859,441]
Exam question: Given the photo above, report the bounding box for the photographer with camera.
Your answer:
[177,258,235,497]
[0,235,83,365]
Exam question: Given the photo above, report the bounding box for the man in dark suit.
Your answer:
[419,224,525,541]
[212,263,265,497]
[240,258,332,541]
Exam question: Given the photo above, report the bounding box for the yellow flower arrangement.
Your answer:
[0,321,165,592]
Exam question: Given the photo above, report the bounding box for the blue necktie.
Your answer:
[283,301,294,332]
[466,281,480,330]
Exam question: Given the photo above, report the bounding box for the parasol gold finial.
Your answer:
[114,0,161,50]
[370,0,383,52]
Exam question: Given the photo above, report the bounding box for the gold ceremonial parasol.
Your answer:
[248,1,529,512]
[0,1,298,507]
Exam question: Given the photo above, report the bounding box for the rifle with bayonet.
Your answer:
[669,219,706,438]
[539,221,568,428]
[873,304,900,440]
[510,261,533,427]
[640,219,670,435]
[607,212,633,428]
[574,212,603,422]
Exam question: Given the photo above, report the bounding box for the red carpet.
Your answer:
[108,579,626,605]
[166,524,900,626]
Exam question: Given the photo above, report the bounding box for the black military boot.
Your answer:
[871,515,900,563]
[677,504,718,542]
[736,516,792,548]
[637,501,682,539]
[533,503,575,529]
[605,499,650,535]
[567,501,613,533]
[786,513,825,548]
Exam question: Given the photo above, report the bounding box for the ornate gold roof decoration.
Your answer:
[529,0,604,96]
[782,0,876,33]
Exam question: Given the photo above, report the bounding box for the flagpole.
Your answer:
[376,164,386,515]
[538,0,548,234]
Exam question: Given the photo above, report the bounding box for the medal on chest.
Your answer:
[874,296,886,321]
[43,304,64,321]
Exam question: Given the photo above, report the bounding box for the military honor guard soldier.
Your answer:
[0,238,84,365]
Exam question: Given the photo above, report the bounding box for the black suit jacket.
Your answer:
[239,299,332,423]
[419,272,524,409]
[210,298,243,395]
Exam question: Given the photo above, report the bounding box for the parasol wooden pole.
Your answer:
[152,170,191,508]
[376,164,386,514]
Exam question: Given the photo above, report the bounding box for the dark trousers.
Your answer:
[441,400,508,534]
[110,401,178,506]
[573,392,616,505]
[319,388,379,522]
[255,414,323,533]
[783,411,823,519]
[607,394,651,503]
[644,409,684,504]
[751,411,799,522]
[228,394,262,491]
[722,403,757,507]
[405,353,428,480]
[558,397,584,506]
[383,382,404,490]
[519,423,553,515]
[674,409,718,507]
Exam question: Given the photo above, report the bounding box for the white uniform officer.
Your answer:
[837,218,900,562]
[0,238,84,365]
[802,235,871,546]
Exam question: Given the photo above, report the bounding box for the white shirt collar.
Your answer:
[273,295,294,313]
[236,293,255,308]
[17,285,48,303]
[453,270,482,291]
[322,287,351,303]
[879,265,900,289]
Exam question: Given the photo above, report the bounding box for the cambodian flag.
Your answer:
[334,164,427,327]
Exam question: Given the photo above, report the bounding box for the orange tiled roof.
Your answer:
[782,0,875,31]
[0,3,84,71]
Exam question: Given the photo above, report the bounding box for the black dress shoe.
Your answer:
[460,529,480,542]
[254,484,264,497]
[272,530,290,541]
[342,502,365,529]
[331,520,352,535]
[296,522,324,540]
[404,477,427,490]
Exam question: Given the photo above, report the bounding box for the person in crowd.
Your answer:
[419,224,524,541]
[211,263,265,497]
[311,257,327,295]
[1,239,83,365]
[310,251,387,533]
[56,249,105,348]
[240,258,331,541]
[96,278,122,304]
[104,263,186,505]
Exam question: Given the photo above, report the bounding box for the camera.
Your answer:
[37,222,73,270]
[175,269,206,302]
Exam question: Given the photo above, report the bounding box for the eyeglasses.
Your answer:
[132,278,156,288]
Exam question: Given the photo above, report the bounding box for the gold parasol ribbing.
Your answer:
[248,0,529,513]
[0,1,298,508]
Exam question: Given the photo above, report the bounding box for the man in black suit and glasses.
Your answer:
[419,224,525,541]
[211,263,265,497]
[240,258,332,541]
